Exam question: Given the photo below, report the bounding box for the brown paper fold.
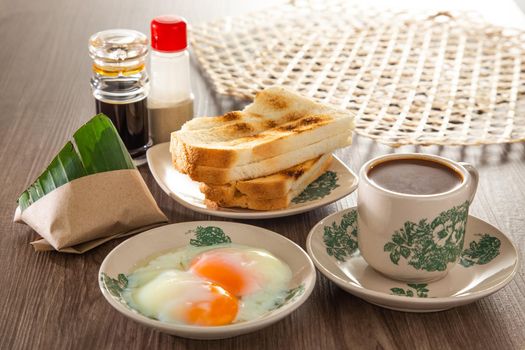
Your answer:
[14,169,168,253]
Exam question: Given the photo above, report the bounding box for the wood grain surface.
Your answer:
[0,0,523,349]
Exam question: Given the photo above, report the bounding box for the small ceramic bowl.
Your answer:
[99,221,316,339]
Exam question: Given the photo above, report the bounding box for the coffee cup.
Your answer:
[357,153,478,282]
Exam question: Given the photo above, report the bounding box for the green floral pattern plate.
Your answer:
[147,143,358,219]
[306,207,519,312]
[99,221,316,339]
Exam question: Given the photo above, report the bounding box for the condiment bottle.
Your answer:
[89,29,151,158]
[148,15,194,144]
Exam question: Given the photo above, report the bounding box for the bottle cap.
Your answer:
[151,15,187,52]
[89,29,148,76]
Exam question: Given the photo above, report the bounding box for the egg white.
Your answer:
[122,244,292,325]
[124,270,227,323]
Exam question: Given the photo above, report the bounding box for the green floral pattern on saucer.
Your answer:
[460,234,501,267]
[292,171,339,204]
[390,283,429,298]
[311,207,518,312]
[323,210,358,262]
[383,201,469,272]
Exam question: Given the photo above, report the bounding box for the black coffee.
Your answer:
[368,158,463,195]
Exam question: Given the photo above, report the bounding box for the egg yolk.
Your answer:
[190,255,250,297]
[184,284,238,326]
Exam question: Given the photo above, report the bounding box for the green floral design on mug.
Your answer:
[460,234,501,267]
[384,201,469,272]
[390,283,429,298]
[292,171,339,204]
[323,209,358,262]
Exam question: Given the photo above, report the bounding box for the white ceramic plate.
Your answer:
[99,221,316,339]
[146,143,358,219]
[306,207,519,312]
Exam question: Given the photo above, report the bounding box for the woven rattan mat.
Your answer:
[190,2,525,147]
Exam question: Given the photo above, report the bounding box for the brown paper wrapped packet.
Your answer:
[14,169,168,253]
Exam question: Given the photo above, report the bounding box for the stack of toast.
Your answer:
[170,87,354,210]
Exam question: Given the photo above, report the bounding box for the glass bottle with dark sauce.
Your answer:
[89,29,151,158]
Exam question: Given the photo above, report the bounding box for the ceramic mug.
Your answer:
[357,153,479,282]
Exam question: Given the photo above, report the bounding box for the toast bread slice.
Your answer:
[200,154,333,201]
[201,154,333,210]
[170,87,354,178]
[173,132,350,184]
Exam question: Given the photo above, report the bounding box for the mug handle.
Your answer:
[459,162,479,203]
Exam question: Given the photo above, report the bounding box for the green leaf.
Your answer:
[292,171,339,204]
[391,284,430,298]
[459,258,475,267]
[390,250,401,265]
[460,234,501,268]
[384,242,396,252]
[383,201,470,272]
[272,284,305,310]
[190,226,232,246]
[17,114,134,211]
[118,273,128,288]
[400,246,411,258]
[390,288,406,296]
[57,142,87,180]
[323,210,359,262]
[437,230,448,239]
[392,234,405,245]
[39,170,58,193]
[73,114,134,173]
[18,192,30,211]
[102,272,127,298]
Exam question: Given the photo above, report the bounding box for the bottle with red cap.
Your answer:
[148,15,194,144]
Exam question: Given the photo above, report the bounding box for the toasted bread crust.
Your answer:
[171,134,239,172]
[174,112,335,170]
[235,178,289,199]
[199,182,236,202]
[170,86,354,171]
[200,155,330,200]
[200,181,289,202]
[201,154,334,210]
[179,145,238,172]
[183,132,350,184]
[254,90,289,110]
[206,196,291,211]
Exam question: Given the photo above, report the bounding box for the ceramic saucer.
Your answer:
[99,221,316,339]
[146,143,358,219]
[306,207,519,312]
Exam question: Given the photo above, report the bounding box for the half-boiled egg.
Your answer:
[126,270,238,326]
[122,244,292,326]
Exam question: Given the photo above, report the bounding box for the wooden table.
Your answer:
[1,0,523,349]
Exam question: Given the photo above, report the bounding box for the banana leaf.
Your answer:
[18,114,135,211]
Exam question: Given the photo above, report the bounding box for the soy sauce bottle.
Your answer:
[89,29,151,158]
